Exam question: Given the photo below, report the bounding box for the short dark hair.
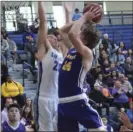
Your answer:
[7,103,20,112]
[75,8,79,12]
[81,22,100,49]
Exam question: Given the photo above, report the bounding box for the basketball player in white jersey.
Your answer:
[33,2,64,131]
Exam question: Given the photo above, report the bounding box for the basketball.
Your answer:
[83,3,103,23]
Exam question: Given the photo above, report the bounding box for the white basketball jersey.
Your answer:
[38,47,63,98]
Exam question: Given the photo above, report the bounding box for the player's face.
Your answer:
[48,35,58,48]
[8,107,20,122]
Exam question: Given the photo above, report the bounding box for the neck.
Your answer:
[54,46,60,52]
[26,104,30,107]
[7,81,12,83]
[25,113,29,117]
[8,120,19,127]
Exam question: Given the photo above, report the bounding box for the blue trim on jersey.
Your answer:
[36,62,43,129]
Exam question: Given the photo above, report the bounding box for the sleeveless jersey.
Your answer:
[37,47,63,98]
[2,121,26,132]
[58,48,88,100]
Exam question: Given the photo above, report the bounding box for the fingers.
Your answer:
[121,111,127,116]
[87,6,101,17]
[92,8,101,17]
[89,6,94,12]
[119,111,128,119]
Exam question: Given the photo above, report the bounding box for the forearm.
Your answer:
[68,16,86,37]
[37,2,49,50]
[59,21,74,34]
[59,22,75,49]
[38,1,47,26]
[65,7,71,23]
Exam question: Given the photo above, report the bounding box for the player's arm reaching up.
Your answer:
[59,4,74,50]
[68,7,101,71]
[36,1,51,61]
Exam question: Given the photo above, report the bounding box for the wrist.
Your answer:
[80,15,87,23]
[65,9,71,13]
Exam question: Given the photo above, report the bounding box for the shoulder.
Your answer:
[39,46,54,61]
[20,122,25,127]
[1,83,6,87]
[20,122,26,131]
[2,120,7,126]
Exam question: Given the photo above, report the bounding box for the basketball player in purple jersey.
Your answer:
[58,6,107,132]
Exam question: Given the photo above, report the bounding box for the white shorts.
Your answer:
[33,95,58,131]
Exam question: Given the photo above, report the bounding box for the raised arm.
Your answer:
[68,8,100,59]
[58,4,74,49]
[37,1,51,61]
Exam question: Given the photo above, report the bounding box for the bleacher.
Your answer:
[97,24,132,48]
[8,24,132,51]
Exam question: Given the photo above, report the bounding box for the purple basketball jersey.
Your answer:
[2,121,26,132]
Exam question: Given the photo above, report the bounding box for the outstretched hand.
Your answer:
[118,111,132,129]
[64,3,72,13]
[83,6,101,22]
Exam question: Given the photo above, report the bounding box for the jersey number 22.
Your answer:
[53,61,61,71]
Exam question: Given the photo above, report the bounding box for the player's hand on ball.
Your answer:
[83,6,101,22]
[83,3,103,23]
